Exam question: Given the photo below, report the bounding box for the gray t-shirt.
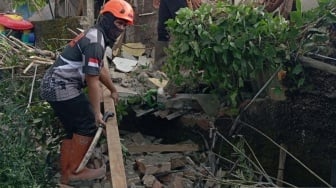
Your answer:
[40,27,106,101]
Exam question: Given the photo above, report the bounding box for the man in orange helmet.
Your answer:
[39,0,134,186]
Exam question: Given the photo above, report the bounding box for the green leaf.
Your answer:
[214,45,223,53]
[230,91,238,107]
[232,62,239,71]
[233,51,242,60]
[239,77,244,88]
[273,86,283,95]
[32,118,42,124]
[296,0,302,13]
[298,78,305,87]
[292,64,303,75]
[290,11,303,26]
[229,42,236,48]
[179,42,189,53]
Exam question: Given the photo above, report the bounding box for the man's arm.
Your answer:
[99,65,118,104]
[86,74,104,125]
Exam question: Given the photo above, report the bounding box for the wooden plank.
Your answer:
[103,88,127,188]
[0,66,17,70]
[126,143,199,154]
[300,56,336,75]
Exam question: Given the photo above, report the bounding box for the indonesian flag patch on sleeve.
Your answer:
[88,58,99,68]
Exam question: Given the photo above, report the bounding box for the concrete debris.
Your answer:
[54,131,213,188]
[132,106,155,117]
[122,43,146,57]
[142,175,158,187]
[121,50,138,61]
[105,48,219,129]
[126,143,199,154]
[148,78,168,88]
[112,57,138,73]
[178,113,215,130]
[138,55,152,67]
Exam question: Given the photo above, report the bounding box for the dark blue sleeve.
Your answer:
[82,43,105,76]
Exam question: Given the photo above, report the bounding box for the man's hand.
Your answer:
[99,65,119,105]
[153,0,160,9]
[95,112,106,126]
[191,0,202,9]
[111,91,119,104]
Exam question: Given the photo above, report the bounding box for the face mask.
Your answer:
[107,20,123,43]
[99,13,123,46]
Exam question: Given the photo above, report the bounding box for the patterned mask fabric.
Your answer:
[98,13,123,47]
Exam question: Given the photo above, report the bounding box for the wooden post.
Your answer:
[85,0,95,25]
[277,144,287,187]
[103,54,127,187]
[103,89,127,188]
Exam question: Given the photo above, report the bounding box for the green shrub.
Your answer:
[165,2,290,106]
[0,74,58,187]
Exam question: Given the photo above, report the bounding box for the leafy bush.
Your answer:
[0,105,47,187]
[165,1,336,106]
[165,2,290,106]
[283,0,336,90]
[0,72,58,187]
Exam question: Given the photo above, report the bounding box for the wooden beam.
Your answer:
[276,144,287,187]
[126,143,199,154]
[103,87,127,188]
[299,56,336,75]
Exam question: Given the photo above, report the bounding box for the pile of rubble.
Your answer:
[57,130,226,188]
[105,42,221,129]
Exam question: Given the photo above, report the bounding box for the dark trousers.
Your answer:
[157,0,187,41]
[48,93,97,139]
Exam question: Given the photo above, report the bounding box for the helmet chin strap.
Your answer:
[98,13,123,47]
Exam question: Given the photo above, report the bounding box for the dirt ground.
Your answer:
[234,68,336,187]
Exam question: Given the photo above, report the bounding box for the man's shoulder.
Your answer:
[84,27,105,45]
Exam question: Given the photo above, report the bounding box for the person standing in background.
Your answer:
[152,0,202,70]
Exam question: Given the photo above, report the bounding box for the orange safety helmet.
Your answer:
[100,0,134,25]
